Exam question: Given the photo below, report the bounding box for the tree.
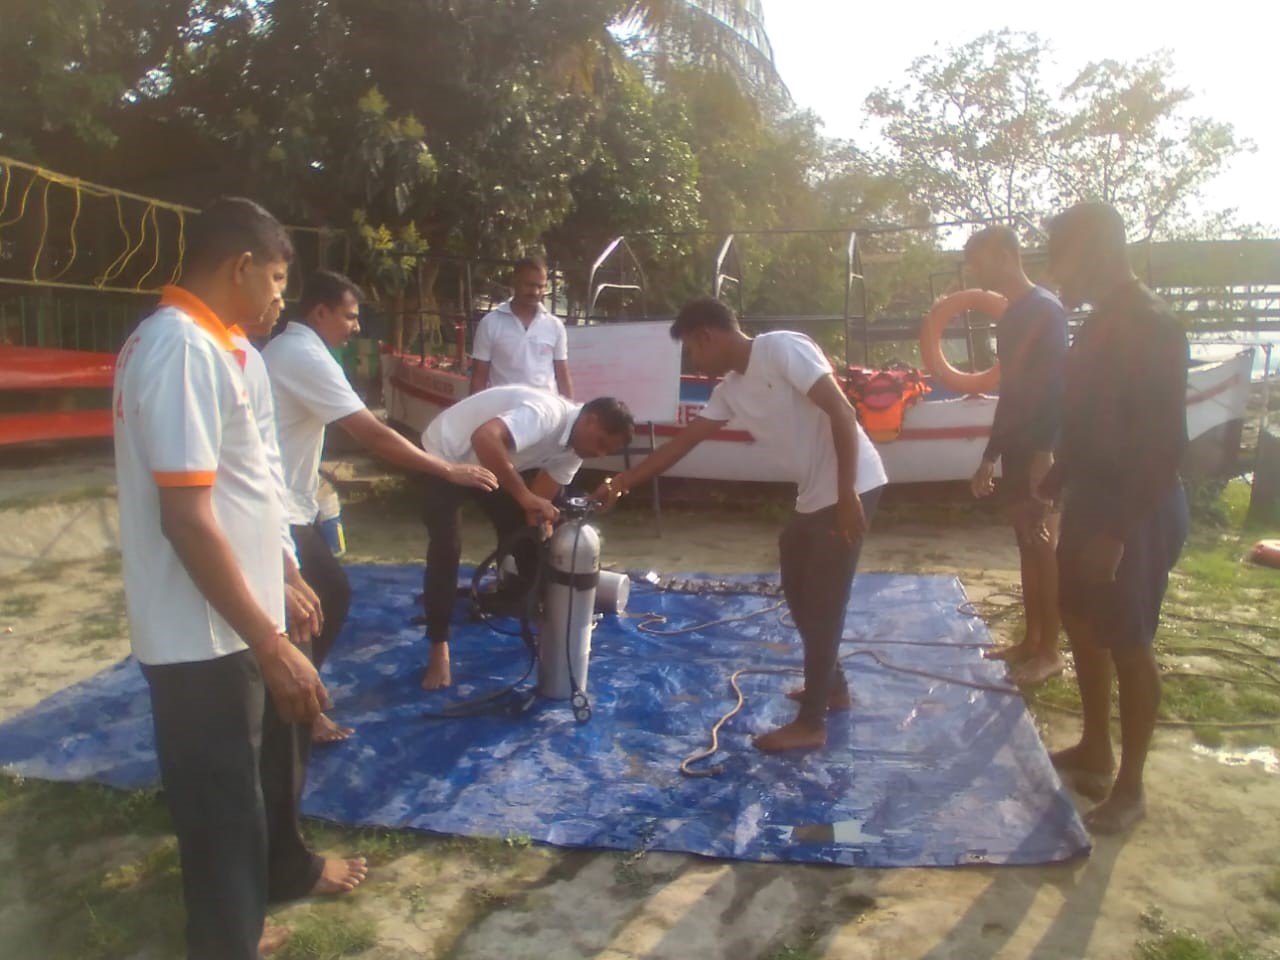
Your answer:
[864,31,1055,232]
[0,0,203,162]
[1049,53,1245,240]
[621,0,786,103]
[865,31,1248,241]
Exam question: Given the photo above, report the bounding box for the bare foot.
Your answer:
[422,643,452,690]
[310,856,369,896]
[985,641,1035,663]
[1084,788,1146,835]
[1012,654,1066,686]
[258,921,290,956]
[753,720,827,753]
[1051,743,1114,802]
[311,713,354,745]
[785,687,854,712]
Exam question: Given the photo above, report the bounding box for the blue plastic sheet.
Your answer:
[0,566,1090,867]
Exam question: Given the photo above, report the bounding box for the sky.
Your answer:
[762,0,1277,233]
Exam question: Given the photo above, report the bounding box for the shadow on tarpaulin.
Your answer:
[0,565,1090,868]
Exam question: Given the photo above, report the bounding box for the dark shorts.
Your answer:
[999,446,1035,505]
[1057,483,1189,648]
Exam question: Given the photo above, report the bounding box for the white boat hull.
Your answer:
[383,349,1255,485]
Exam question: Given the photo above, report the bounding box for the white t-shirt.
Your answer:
[230,327,298,566]
[471,301,568,392]
[261,322,366,525]
[113,287,286,665]
[698,331,888,512]
[422,384,583,486]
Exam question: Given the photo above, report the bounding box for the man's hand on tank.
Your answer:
[520,492,559,529]
[589,475,627,510]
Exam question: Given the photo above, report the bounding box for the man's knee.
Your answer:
[1110,643,1158,673]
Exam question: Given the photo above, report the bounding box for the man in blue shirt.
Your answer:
[965,225,1069,686]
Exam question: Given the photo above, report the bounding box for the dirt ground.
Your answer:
[1,451,1278,959]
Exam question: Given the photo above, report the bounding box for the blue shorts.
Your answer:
[1057,483,1189,648]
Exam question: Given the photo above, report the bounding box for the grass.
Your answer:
[0,485,115,512]
[1136,930,1279,960]
[762,925,823,960]
[1137,907,1280,960]
[0,592,42,618]
[0,776,182,959]
[305,822,434,867]
[276,908,378,960]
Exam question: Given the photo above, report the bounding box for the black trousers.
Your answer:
[142,650,322,960]
[778,486,883,727]
[421,473,538,644]
[291,522,352,668]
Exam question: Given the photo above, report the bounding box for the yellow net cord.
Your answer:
[0,155,345,297]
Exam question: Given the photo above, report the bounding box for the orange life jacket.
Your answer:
[843,366,930,443]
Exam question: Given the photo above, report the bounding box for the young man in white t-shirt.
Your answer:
[419,386,634,689]
[469,256,574,397]
[264,271,497,742]
[591,297,888,753]
[113,198,364,960]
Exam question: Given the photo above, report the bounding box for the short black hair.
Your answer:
[300,270,363,316]
[1047,201,1128,264]
[581,397,635,444]
[964,224,1020,258]
[183,197,293,276]
[669,296,740,340]
[512,255,546,278]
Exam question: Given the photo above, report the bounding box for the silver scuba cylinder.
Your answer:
[538,518,600,700]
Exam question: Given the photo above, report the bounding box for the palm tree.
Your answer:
[621,0,787,102]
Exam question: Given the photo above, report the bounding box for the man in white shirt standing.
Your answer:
[264,271,496,742]
[113,198,364,960]
[469,256,574,397]
[419,385,634,689]
[591,297,889,753]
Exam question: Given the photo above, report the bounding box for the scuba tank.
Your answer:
[537,505,600,702]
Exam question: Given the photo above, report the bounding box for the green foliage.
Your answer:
[1136,901,1277,960]
[276,909,377,960]
[3,5,1254,330]
[866,30,1247,241]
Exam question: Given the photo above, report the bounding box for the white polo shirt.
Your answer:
[230,326,298,566]
[471,300,567,392]
[113,286,286,665]
[699,331,888,513]
[422,384,583,485]
[261,322,366,525]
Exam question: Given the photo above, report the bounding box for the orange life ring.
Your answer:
[919,289,1008,395]
[1250,540,1280,569]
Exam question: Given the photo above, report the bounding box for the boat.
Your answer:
[0,345,115,446]
[381,346,1257,484]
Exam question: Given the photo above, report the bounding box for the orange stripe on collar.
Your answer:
[159,285,236,353]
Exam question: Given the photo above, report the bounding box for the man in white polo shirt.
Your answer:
[469,256,574,397]
[591,297,889,754]
[420,385,634,689]
[264,270,497,741]
[113,198,364,960]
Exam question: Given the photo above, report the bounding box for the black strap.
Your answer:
[547,568,600,590]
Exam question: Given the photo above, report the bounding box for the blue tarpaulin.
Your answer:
[0,565,1090,867]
